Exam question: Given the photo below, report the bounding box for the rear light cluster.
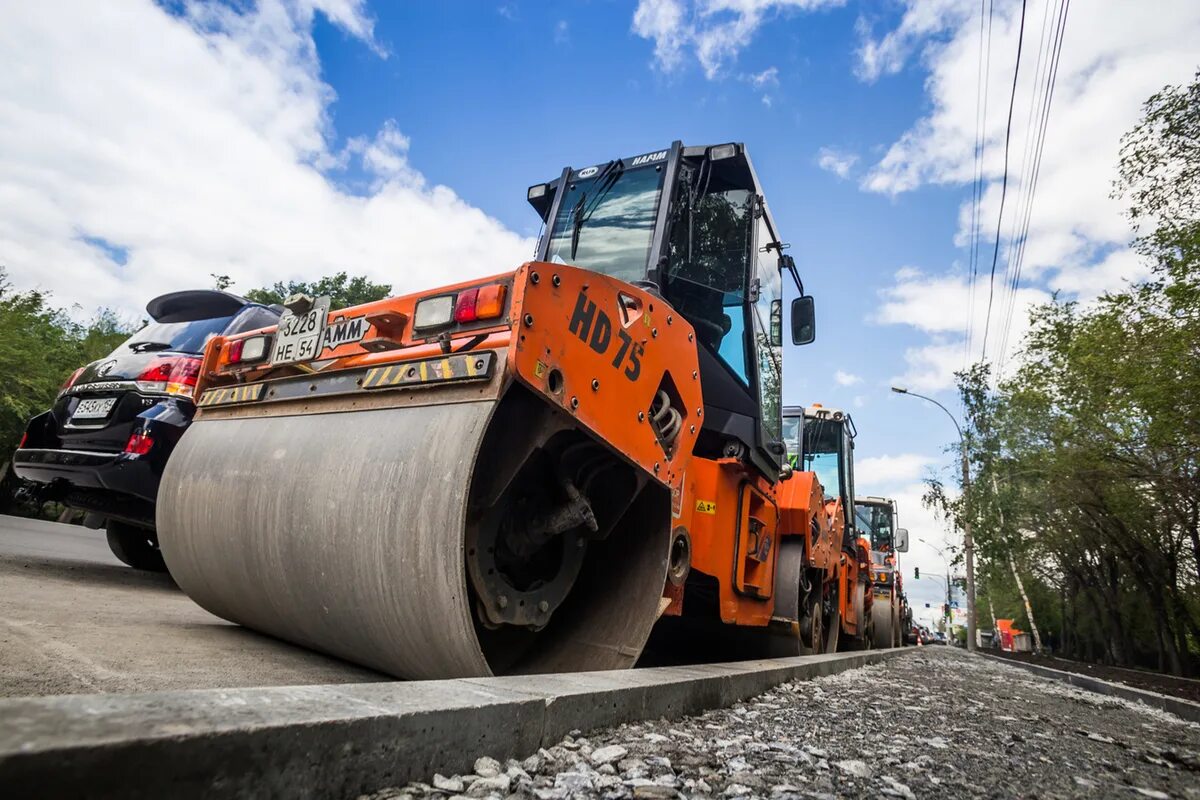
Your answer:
[414,283,507,332]
[124,432,154,455]
[136,356,202,396]
[226,335,270,365]
[59,367,85,395]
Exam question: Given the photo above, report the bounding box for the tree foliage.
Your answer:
[244,271,392,311]
[0,271,134,461]
[933,71,1200,674]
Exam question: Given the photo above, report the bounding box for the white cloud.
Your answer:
[864,0,1200,390]
[554,20,570,45]
[833,369,861,386]
[817,147,859,179]
[853,0,966,83]
[875,268,1049,391]
[632,0,844,79]
[856,454,933,488]
[747,66,779,88]
[0,0,534,316]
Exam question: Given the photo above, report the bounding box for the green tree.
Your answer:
[925,70,1200,674]
[0,272,134,461]
[244,272,392,311]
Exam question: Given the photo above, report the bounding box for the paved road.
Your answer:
[0,515,385,697]
[359,648,1200,800]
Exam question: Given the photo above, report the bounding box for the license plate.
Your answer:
[72,397,117,420]
[270,296,331,365]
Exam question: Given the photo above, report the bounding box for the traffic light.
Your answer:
[914,567,920,579]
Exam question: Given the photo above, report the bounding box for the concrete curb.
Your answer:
[979,653,1200,723]
[0,648,912,799]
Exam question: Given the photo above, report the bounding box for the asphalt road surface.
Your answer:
[360,648,1200,800]
[0,514,385,697]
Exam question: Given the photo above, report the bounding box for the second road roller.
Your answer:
[158,141,891,678]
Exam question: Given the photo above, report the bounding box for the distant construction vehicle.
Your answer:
[156,141,893,679]
[854,496,910,648]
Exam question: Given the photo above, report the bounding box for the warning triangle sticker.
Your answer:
[616,292,642,328]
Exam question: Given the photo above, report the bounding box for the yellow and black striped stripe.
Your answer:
[198,383,266,407]
[197,352,494,409]
[361,353,487,390]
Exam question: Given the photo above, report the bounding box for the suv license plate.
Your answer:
[72,397,117,420]
[271,296,331,365]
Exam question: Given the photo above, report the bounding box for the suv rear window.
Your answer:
[115,316,234,356]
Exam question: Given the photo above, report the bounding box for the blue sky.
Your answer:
[3,0,1198,623]
[308,1,962,456]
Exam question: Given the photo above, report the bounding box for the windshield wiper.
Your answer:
[129,341,174,353]
[569,192,587,260]
[569,159,624,259]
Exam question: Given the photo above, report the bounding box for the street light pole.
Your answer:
[892,386,977,652]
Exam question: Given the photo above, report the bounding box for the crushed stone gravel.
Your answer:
[356,648,1200,799]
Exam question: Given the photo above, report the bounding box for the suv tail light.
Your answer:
[136,356,202,397]
[59,367,85,395]
[124,432,154,455]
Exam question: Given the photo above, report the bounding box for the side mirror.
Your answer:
[791,296,815,345]
[895,527,909,553]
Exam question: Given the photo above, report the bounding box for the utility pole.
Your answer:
[960,438,976,651]
[892,386,977,651]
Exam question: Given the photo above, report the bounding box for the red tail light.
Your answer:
[60,367,85,394]
[136,356,202,397]
[453,284,507,324]
[124,432,154,455]
[18,432,28,450]
[453,288,479,323]
[226,335,270,365]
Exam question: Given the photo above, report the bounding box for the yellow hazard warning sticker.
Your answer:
[534,360,547,378]
[695,500,716,515]
[198,383,265,407]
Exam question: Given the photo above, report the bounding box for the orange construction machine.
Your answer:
[854,495,910,647]
[157,141,881,679]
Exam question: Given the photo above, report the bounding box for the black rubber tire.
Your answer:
[106,521,168,572]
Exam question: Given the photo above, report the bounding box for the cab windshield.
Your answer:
[855,503,894,550]
[802,417,843,499]
[664,185,754,385]
[782,415,801,467]
[544,162,666,284]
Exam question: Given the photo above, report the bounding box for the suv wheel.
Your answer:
[106,521,167,572]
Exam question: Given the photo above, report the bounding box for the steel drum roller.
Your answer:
[157,397,671,679]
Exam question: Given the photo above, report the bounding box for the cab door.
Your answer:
[750,199,784,468]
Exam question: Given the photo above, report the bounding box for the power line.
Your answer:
[979,0,1030,363]
[996,0,1071,372]
[993,0,1059,374]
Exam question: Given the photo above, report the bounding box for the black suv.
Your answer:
[14,290,279,570]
